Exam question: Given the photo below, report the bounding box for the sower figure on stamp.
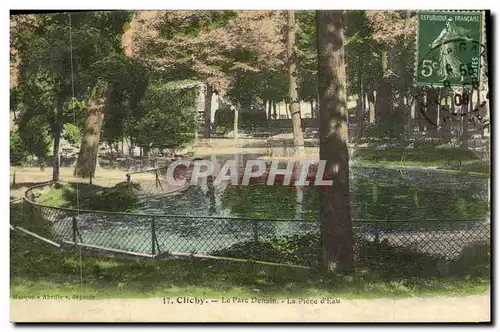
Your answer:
[430,18,472,82]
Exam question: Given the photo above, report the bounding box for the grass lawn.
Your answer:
[35,182,108,209]
[10,231,490,300]
[353,145,490,176]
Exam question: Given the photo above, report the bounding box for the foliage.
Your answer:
[240,106,268,129]
[10,130,30,165]
[100,56,150,145]
[221,185,305,219]
[126,82,199,150]
[135,11,285,95]
[353,146,479,164]
[344,11,382,95]
[211,233,490,279]
[213,107,235,134]
[16,112,52,160]
[296,10,318,102]
[362,111,406,140]
[209,233,320,266]
[453,243,490,277]
[365,11,417,45]
[11,12,135,174]
[62,123,81,146]
[86,182,142,212]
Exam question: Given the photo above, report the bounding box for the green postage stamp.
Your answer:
[416,11,484,88]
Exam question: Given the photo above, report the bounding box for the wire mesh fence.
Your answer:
[19,183,491,269]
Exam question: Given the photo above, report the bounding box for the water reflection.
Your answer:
[55,156,489,255]
[137,162,489,221]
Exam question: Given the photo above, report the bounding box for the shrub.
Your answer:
[86,182,142,212]
[10,130,29,166]
[363,111,405,141]
[63,123,82,145]
[211,233,320,266]
[451,243,490,277]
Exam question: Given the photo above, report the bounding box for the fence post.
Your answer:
[151,217,156,256]
[72,215,78,244]
[253,220,259,243]
[22,198,25,225]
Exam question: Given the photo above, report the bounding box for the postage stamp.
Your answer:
[416,11,484,88]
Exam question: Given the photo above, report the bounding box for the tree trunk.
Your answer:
[129,140,135,157]
[416,93,425,133]
[368,90,375,124]
[361,87,366,115]
[357,83,364,138]
[426,88,438,135]
[143,146,150,159]
[436,91,441,131]
[204,83,213,138]
[74,102,105,178]
[233,107,239,139]
[272,100,277,119]
[310,101,314,118]
[410,97,416,120]
[316,10,355,273]
[288,10,306,156]
[52,106,62,182]
[460,89,471,148]
[375,44,392,122]
[295,186,304,220]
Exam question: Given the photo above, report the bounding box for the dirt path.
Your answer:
[9,167,160,199]
[11,292,490,322]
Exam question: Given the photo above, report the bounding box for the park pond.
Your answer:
[51,156,490,260]
[136,165,489,221]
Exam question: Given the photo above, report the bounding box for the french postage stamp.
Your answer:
[416,10,484,88]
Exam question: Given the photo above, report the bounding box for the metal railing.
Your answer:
[18,182,491,268]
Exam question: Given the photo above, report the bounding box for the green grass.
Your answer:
[438,161,491,175]
[37,182,141,211]
[36,182,103,208]
[10,232,490,300]
[353,145,490,176]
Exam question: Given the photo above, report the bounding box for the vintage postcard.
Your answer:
[9,9,491,323]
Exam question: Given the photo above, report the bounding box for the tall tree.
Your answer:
[316,10,354,272]
[11,12,136,180]
[11,13,75,181]
[134,11,285,138]
[365,11,417,123]
[72,13,141,178]
[287,10,306,155]
[125,80,199,155]
[296,11,319,109]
